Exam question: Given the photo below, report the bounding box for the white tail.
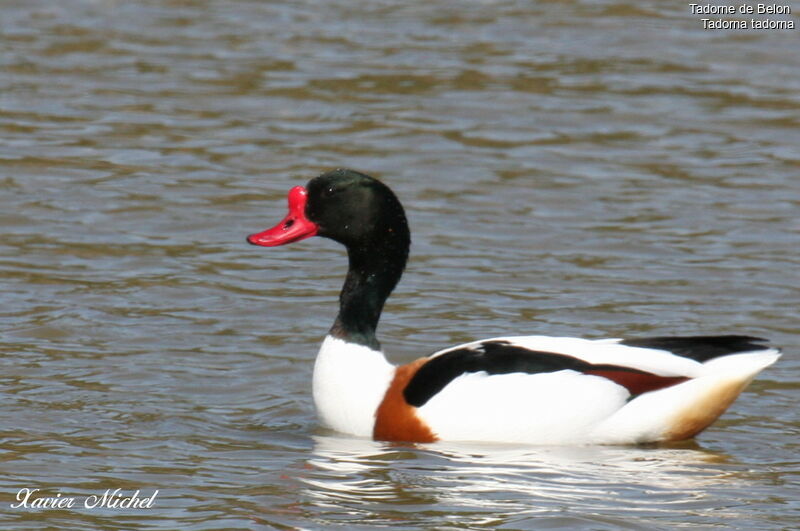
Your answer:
[592,348,780,444]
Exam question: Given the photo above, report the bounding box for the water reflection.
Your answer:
[303,434,745,527]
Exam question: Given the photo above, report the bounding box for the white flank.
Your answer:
[313,335,395,437]
[417,370,630,444]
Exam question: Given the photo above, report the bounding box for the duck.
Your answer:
[247,169,780,445]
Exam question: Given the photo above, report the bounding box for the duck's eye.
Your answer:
[323,186,339,197]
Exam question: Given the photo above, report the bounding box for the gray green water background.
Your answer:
[1,1,798,529]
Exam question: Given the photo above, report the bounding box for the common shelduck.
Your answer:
[247,169,780,445]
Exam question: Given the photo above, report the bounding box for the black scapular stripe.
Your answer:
[403,340,657,408]
[619,335,768,363]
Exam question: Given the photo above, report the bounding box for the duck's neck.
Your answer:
[329,236,408,351]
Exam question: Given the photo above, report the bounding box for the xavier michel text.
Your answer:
[10,488,158,510]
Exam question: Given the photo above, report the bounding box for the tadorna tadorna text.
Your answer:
[247,169,780,445]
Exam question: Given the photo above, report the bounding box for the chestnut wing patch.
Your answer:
[619,335,768,363]
[403,340,686,407]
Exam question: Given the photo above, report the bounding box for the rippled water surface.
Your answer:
[1,0,799,529]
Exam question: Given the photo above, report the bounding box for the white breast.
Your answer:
[312,335,395,437]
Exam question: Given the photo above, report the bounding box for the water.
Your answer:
[1,0,799,528]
